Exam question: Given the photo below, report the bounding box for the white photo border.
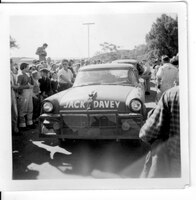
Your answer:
[0,1,189,190]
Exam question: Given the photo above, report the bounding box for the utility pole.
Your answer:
[83,22,95,59]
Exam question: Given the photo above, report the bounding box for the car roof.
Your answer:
[112,59,138,64]
[79,63,136,71]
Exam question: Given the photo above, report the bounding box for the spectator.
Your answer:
[17,63,34,130]
[13,63,19,75]
[74,63,81,75]
[170,56,179,68]
[141,62,151,95]
[39,68,52,99]
[51,72,58,94]
[136,62,144,76]
[156,55,179,101]
[68,59,76,78]
[35,43,48,61]
[81,59,85,66]
[57,59,73,92]
[139,86,180,178]
[51,63,58,73]
[152,58,161,79]
[47,57,52,66]
[29,65,36,76]
[11,60,19,134]
[40,60,48,68]
[32,70,41,123]
[35,64,43,72]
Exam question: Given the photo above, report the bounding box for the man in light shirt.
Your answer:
[156,55,179,101]
[57,59,73,92]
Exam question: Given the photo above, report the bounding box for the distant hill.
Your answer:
[90,49,142,63]
[11,57,36,64]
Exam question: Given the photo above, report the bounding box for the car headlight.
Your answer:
[130,99,142,112]
[43,102,54,113]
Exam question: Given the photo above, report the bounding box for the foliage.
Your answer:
[10,36,19,49]
[91,49,134,63]
[145,14,178,61]
[99,42,120,53]
[91,14,178,64]
[130,44,148,62]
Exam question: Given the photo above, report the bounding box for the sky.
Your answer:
[10,13,176,59]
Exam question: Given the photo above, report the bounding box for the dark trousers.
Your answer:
[33,95,41,121]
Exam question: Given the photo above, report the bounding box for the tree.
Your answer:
[10,36,19,49]
[131,44,148,61]
[145,14,178,61]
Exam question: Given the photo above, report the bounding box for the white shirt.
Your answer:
[57,68,73,84]
[156,63,179,92]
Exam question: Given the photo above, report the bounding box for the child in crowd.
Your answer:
[51,72,58,94]
[39,68,52,99]
[32,70,41,123]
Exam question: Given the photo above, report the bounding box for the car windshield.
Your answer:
[73,68,138,87]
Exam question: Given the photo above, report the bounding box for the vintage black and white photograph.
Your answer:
[0,2,189,190]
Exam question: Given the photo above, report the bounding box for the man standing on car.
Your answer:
[36,43,48,62]
[57,59,73,92]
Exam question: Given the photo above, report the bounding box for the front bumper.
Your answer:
[39,111,144,139]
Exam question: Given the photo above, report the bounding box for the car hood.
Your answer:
[59,85,143,112]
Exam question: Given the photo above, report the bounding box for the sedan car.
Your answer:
[39,63,146,140]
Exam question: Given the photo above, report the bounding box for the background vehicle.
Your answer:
[112,59,144,76]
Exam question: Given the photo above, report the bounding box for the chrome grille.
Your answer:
[62,113,117,128]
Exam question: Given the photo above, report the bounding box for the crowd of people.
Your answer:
[10,47,80,134]
[11,43,179,136]
[11,43,106,135]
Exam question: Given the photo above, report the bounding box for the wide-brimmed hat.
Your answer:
[40,67,50,73]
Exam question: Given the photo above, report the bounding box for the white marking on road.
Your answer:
[32,141,72,159]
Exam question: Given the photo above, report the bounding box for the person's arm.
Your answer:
[139,92,170,145]
[59,73,72,85]
[36,47,41,55]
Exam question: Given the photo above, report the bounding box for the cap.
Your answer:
[40,67,50,72]
[32,70,38,75]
